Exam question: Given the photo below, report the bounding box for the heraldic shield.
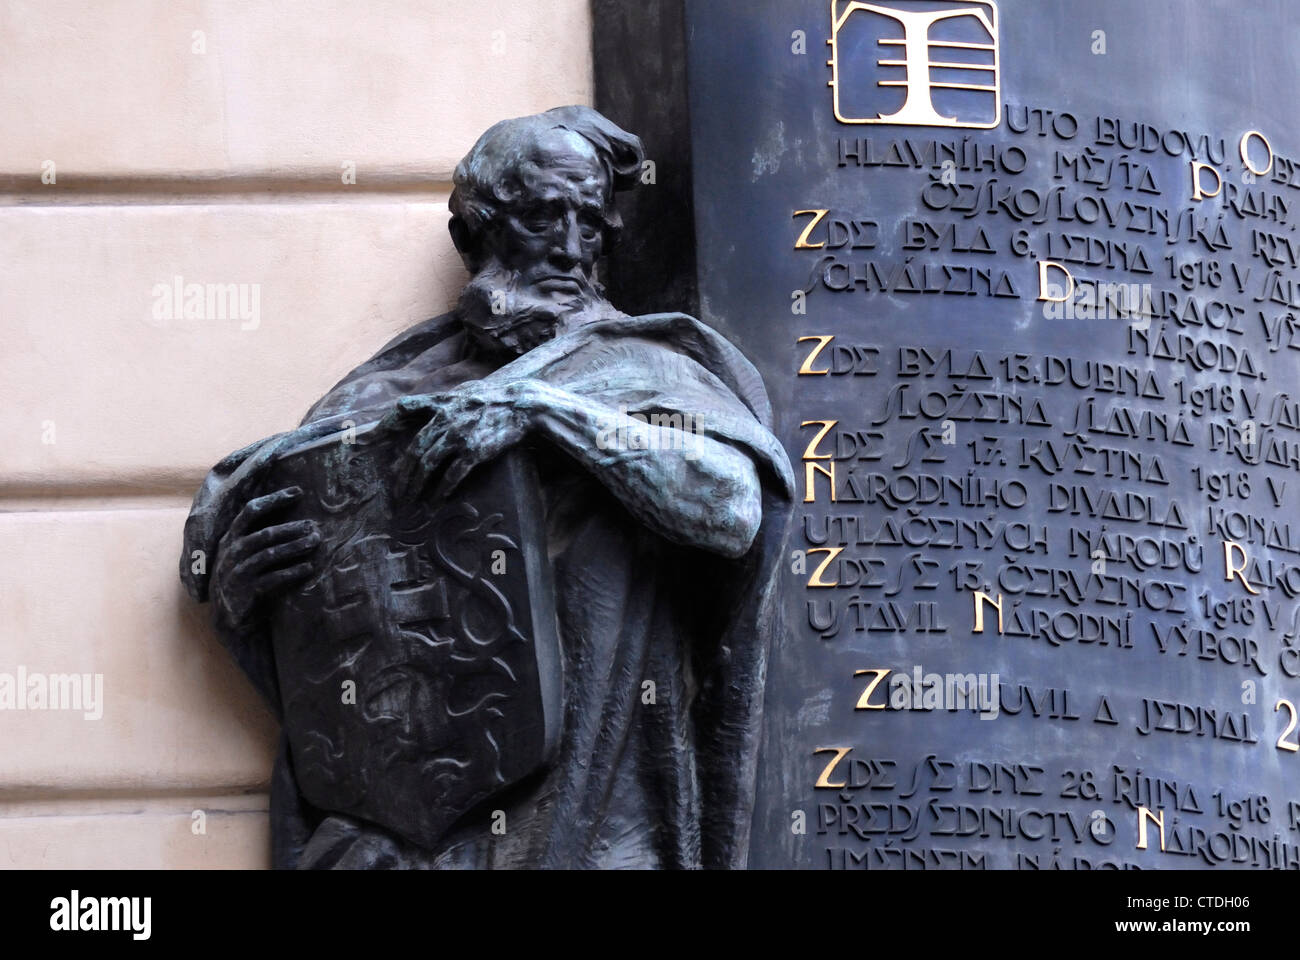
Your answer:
[260,423,563,851]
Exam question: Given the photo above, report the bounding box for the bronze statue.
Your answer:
[180,106,793,868]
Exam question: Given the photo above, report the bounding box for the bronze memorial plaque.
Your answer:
[653,0,1300,870]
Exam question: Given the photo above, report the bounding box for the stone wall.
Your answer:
[0,0,593,868]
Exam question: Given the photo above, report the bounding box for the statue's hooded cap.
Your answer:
[453,104,645,199]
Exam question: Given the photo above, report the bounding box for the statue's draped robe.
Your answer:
[181,312,793,868]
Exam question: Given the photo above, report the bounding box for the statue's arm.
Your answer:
[524,381,763,559]
[385,379,764,559]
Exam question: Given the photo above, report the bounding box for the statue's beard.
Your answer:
[458,261,615,359]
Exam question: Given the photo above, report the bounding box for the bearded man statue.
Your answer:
[180,106,794,869]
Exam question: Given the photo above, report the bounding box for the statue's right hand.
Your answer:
[210,486,321,631]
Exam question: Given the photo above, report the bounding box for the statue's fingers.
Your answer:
[255,561,318,599]
[408,417,451,461]
[242,532,321,576]
[377,395,442,437]
[431,454,476,502]
[432,423,511,500]
[393,395,436,420]
[395,428,442,499]
[230,486,302,539]
[393,451,420,501]
[395,428,454,500]
[394,428,434,498]
[231,543,316,596]
[238,519,317,557]
[414,432,461,494]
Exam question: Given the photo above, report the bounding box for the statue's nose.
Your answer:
[550,212,583,268]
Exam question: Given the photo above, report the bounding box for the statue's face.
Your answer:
[458,129,616,359]
[494,129,610,299]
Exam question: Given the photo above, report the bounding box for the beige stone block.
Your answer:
[0,795,270,869]
[0,0,593,183]
[0,508,277,793]
[0,200,468,488]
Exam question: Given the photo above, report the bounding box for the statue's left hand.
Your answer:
[381,379,539,501]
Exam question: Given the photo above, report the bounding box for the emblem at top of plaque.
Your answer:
[828,0,1001,128]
